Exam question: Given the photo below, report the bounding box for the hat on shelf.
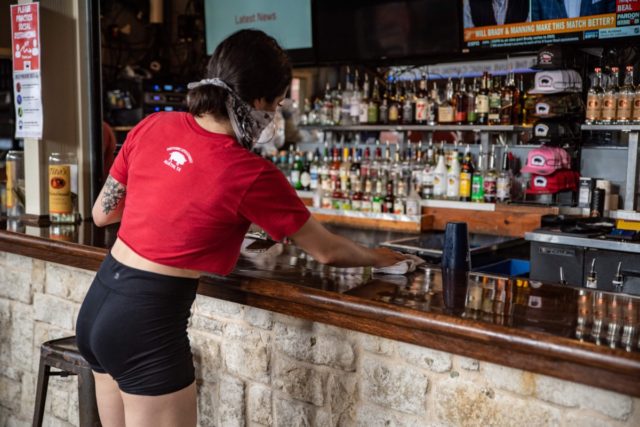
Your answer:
[530,118,580,145]
[528,70,582,94]
[521,146,572,175]
[526,170,580,195]
[531,93,584,118]
[532,45,566,70]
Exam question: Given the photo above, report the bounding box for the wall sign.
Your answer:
[11,3,43,139]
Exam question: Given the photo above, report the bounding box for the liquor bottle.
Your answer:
[617,65,635,124]
[300,152,312,191]
[585,67,604,125]
[467,78,478,125]
[379,95,389,124]
[350,69,361,123]
[411,142,424,194]
[320,83,333,125]
[415,74,429,124]
[634,77,640,124]
[309,149,320,191]
[368,78,381,124]
[476,72,490,125]
[601,67,619,124]
[394,180,406,215]
[321,178,333,209]
[483,147,498,203]
[290,152,303,190]
[372,178,383,213]
[488,77,501,125]
[361,178,373,213]
[471,148,485,203]
[329,147,341,189]
[331,179,343,210]
[428,82,440,125]
[351,179,363,212]
[454,78,467,124]
[518,75,528,125]
[391,148,402,184]
[511,74,522,125]
[405,181,421,216]
[433,148,448,199]
[496,150,512,203]
[319,144,330,192]
[402,82,414,124]
[438,78,455,124]
[421,140,436,199]
[381,141,392,178]
[360,73,370,124]
[383,180,395,213]
[371,144,382,180]
[342,66,353,125]
[500,73,515,125]
[459,145,474,202]
[360,147,371,178]
[350,148,361,190]
[447,147,461,200]
[388,78,400,124]
[332,83,342,125]
[339,147,351,192]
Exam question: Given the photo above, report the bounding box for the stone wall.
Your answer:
[1,251,639,427]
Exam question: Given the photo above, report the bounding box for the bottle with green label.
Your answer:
[471,148,485,203]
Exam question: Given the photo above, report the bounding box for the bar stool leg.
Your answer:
[32,358,51,427]
[77,366,101,427]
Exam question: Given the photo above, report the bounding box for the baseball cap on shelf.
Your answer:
[531,93,584,118]
[531,118,580,145]
[526,170,580,195]
[532,45,565,70]
[529,70,582,94]
[521,146,572,175]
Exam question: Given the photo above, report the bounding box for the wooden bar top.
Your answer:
[1,219,639,397]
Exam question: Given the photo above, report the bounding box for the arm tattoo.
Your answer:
[101,176,126,214]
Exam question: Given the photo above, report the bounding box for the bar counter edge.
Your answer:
[1,228,639,400]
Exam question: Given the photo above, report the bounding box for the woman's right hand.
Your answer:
[371,247,408,268]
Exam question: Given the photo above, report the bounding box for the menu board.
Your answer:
[462,0,640,51]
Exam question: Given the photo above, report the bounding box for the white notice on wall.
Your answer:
[13,71,43,139]
[11,3,43,139]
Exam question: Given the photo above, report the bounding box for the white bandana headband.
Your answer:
[187,78,274,149]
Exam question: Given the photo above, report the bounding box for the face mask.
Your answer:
[188,77,276,149]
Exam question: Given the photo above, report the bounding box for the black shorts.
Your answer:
[75,253,199,396]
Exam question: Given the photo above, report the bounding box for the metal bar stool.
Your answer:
[33,336,101,427]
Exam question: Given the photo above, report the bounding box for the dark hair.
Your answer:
[188,30,292,118]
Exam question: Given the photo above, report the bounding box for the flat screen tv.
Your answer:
[314,0,461,64]
[462,0,640,52]
[204,0,314,64]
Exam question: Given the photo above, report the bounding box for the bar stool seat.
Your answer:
[33,336,101,427]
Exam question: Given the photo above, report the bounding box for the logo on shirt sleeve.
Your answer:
[163,147,193,172]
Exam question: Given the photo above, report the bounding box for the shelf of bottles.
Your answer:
[301,68,531,133]
[280,139,516,218]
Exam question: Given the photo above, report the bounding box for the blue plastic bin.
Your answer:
[472,259,530,278]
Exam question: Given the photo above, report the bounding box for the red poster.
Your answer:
[617,0,640,12]
[10,3,41,72]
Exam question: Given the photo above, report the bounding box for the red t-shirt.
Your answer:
[109,112,310,275]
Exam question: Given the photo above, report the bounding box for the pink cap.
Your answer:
[521,146,571,176]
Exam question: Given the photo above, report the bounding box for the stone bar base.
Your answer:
[1,251,639,426]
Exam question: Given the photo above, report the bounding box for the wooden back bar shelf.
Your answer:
[1,223,639,398]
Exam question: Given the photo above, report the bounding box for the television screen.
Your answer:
[204,0,313,60]
[462,0,640,51]
[314,0,461,63]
